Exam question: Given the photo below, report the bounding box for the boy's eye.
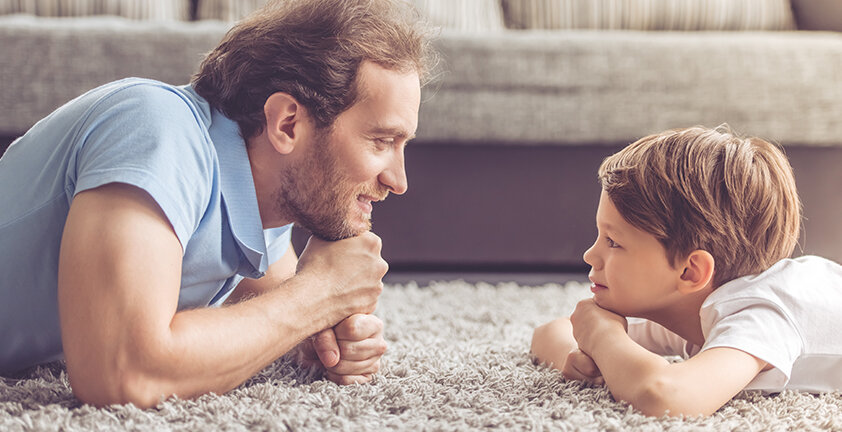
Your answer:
[606,237,620,248]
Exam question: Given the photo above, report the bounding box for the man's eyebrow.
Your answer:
[369,126,415,141]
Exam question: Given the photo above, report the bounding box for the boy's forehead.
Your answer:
[596,191,627,233]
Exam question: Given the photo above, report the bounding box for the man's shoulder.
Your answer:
[86,78,212,127]
[73,78,217,166]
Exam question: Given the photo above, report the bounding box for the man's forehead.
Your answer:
[342,62,420,136]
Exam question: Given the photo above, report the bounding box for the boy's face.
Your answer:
[582,190,685,318]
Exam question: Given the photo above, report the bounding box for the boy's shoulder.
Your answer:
[702,255,842,312]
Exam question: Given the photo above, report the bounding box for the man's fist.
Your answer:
[297,314,387,385]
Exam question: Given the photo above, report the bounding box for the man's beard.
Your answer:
[275,130,387,241]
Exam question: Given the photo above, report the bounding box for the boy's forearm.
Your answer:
[587,327,673,415]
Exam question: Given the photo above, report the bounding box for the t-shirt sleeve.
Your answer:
[71,84,214,249]
[700,298,803,391]
[627,318,689,357]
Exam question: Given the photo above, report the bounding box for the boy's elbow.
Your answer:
[623,377,710,418]
[630,381,675,417]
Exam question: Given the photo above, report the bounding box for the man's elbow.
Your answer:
[68,364,166,409]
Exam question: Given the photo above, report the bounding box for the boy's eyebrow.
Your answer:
[597,220,623,236]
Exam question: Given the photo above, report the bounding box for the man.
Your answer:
[0,0,435,408]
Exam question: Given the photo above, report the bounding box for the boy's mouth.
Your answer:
[590,283,607,293]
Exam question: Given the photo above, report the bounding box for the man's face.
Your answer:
[278,62,421,241]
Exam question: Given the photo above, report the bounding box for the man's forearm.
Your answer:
[80,273,335,408]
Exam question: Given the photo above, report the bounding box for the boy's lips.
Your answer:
[589,278,607,293]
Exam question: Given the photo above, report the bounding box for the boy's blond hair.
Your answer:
[598,126,802,287]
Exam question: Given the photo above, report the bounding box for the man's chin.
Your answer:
[307,220,371,241]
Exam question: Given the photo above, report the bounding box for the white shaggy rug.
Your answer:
[2,280,841,431]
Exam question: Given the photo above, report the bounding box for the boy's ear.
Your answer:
[678,250,715,294]
[263,92,307,155]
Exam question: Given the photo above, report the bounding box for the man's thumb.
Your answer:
[313,328,340,367]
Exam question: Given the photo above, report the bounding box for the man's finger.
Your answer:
[324,371,373,386]
[326,357,381,376]
[313,328,340,368]
[335,337,388,362]
[334,314,383,340]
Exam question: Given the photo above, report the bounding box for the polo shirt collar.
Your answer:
[208,108,269,277]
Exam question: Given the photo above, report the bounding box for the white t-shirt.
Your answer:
[628,255,842,393]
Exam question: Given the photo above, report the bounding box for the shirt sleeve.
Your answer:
[70,83,215,249]
[264,223,294,265]
[700,298,803,391]
[627,318,689,357]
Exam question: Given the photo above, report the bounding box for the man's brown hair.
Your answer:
[192,0,437,139]
[598,126,802,287]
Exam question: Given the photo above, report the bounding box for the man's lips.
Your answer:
[356,194,385,213]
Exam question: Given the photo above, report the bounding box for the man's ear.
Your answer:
[678,250,715,294]
[264,92,306,155]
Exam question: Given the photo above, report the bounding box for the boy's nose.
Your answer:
[582,242,599,269]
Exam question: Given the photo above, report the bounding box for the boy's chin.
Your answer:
[593,297,628,316]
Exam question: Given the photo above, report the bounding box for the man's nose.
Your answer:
[380,152,408,195]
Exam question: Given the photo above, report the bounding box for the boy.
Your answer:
[531,126,842,417]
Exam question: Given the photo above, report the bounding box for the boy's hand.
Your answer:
[297,314,387,385]
[562,349,604,385]
[570,299,627,355]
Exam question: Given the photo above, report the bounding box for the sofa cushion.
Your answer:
[503,0,796,30]
[0,0,190,20]
[196,0,505,32]
[412,0,505,32]
[417,30,842,147]
[195,0,264,21]
[0,15,227,135]
[790,0,842,31]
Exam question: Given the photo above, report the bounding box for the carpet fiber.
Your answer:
[2,280,841,430]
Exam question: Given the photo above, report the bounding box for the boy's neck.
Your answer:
[643,286,715,347]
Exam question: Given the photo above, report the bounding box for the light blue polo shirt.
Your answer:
[0,78,292,374]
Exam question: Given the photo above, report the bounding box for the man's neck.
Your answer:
[246,133,295,229]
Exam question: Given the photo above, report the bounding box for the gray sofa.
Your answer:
[2,14,842,271]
